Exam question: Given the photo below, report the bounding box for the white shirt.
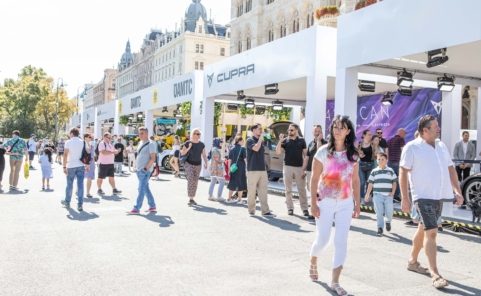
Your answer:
[400,138,454,201]
[64,137,85,168]
[28,138,37,153]
[462,141,468,158]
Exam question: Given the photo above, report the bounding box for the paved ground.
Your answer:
[1,162,481,296]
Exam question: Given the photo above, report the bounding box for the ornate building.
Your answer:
[92,69,117,107]
[116,0,230,99]
[230,0,344,54]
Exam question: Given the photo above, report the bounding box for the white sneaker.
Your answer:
[208,196,216,201]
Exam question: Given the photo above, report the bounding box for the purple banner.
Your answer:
[325,88,442,142]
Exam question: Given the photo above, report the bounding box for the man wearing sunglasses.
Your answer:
[375,128,389,154]
[276,123,313,219]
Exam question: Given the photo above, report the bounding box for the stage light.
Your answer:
[237,90,246,100]
[397,69,413,87]
[244,98,255,109]
[227,103,239,111]
[426,48,449,68]
[381,92,394,106]
[398,86,412,96]
[272,100,284,111]
[437,74,455,92]
[358,80,375,92]
[265,83,279,95]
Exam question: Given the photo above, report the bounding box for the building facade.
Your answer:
[116,0,230,100]
[92,69,117,107]
[230,0,345,54]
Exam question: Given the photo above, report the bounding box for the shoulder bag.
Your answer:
[229,147,243,174]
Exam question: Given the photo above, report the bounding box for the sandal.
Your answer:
[432,275,449,289]
[330,283,348,296]
[309,264,318,281]
[407,261,430,275]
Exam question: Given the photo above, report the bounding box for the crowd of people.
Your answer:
[0,113,471,295]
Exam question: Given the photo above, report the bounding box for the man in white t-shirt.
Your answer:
[61,128,89,212]
[27,134,37,169]
[399,115,463,289]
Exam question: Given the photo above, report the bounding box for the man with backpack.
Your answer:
[96,132,122,196]
[4,130,28,192]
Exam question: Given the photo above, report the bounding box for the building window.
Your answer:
[237,2,244,17]
[268,29,274,42]
[198,25,203,33]
[196,44,200,53]
[280,24,286,37]
[195,61,199,70]
[220,47,225,56]
[246,37,251,50]
[267,0,274,4]
[237,40,242,53]
[246,0,252,12]
[293,19,299,33]
[200,62,204,70]
[200,44,204,53]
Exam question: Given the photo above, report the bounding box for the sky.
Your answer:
[0,0,231,96]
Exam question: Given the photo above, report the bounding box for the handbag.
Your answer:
[179,141,190,165]
[80,142,91,165]
[229,148,242,174]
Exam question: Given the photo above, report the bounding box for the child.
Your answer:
[39,148,53,191]
[365,152,397,236]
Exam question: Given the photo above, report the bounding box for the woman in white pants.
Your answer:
[126,140,136,172]
[309,115,361,296]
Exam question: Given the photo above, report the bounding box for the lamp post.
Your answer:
[55,78,66,144]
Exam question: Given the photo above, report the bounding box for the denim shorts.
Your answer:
[415,199,442,230]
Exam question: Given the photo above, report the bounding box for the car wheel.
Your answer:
[162,156,172,171]
[463,178,481,204]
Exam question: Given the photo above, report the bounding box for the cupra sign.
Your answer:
[207,64,255,87]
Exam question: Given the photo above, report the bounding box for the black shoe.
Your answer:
[262,211,275,217]
[459,205,467,209]
[77,205,83,212]
[188,199,197,206]
[404,220,417,226]
[377,228,383,236]
[61,200,70,208]
[112,188,122,194]
[97,189,105,195]
[438,226,444,232]
[86,194,93,198]
[386,223,391,232]
[303,210,315,220]
[288,209,294,216]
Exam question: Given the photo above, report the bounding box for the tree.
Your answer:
[0,65,75,140]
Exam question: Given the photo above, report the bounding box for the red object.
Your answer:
[224,159,230,181]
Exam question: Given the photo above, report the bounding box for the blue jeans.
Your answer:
[65,166,85,206]
[373,193,394,228]
[359,161,373,201]
[208,176,225,198]
[134,170,156,210]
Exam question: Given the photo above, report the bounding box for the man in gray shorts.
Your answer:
[400,115,463,289]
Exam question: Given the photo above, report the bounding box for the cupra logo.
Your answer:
[207,73,214,87]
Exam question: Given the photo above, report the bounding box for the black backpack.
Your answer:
[94,141,106,162]
[80,142,91,165]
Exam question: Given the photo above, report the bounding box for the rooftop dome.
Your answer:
[119,41,134,71]
[184,0,207,32]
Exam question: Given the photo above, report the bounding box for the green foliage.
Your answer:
[268,106,292,122]
[214,102,222,126]
[239,104,255,118]
[119,115,130,125]
[0,65,76,140]
[179,102,191,116]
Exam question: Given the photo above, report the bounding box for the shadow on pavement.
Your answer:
[314,281,353,296]
[442,280,481,296]
[252,216,311,233]
[385,232,412,246]
[192,204,228,215]
[102,195,129,202]
[442,230,481,244]
[349,225,379,237]
[66,208,99,221]
[83,197,100,204]
[142,213,175,227]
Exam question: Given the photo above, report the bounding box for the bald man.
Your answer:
[387,128,406,200]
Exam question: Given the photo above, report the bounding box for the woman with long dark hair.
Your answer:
[227,136,247,203]
[309,115,361,296]
[358,129,374,203]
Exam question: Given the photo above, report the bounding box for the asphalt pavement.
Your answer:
[1,161,480,296]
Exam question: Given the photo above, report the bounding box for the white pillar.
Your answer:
[334,67,358,125]
[476,88,481,158]
[144,110,154,135]
[305,73,327,144]
[290,106,302,124]
[441,85,462,154]
[93,107,101,139]
[201,96,215,152]
[113,100,120,135]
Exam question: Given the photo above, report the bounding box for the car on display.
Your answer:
[461,172,481,204]
[263,121,302,181]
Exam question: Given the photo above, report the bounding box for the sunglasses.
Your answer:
[377,131,382,134]
[194,133,201,136]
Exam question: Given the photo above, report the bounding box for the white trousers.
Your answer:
[310,197,354,269]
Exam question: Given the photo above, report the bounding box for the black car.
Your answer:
[461,173,481,203]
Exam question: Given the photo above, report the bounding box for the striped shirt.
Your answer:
[367,166,397,195]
